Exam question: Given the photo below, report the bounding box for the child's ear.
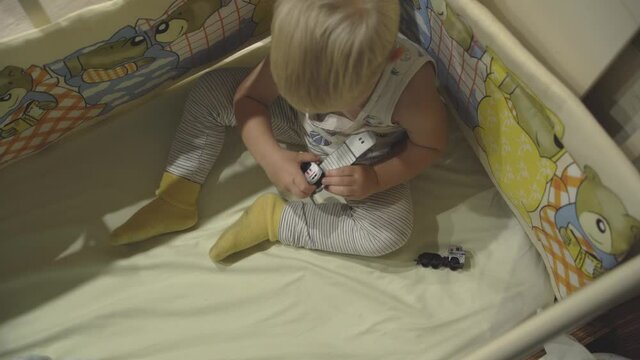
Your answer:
[388,47,404,62]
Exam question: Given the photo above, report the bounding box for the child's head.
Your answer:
[270,0,400,113]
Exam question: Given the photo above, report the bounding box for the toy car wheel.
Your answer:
[416,253,442,269]
[449,257,461,270]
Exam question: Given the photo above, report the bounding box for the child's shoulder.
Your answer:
[392,59,447,151]
[392,60,440,126]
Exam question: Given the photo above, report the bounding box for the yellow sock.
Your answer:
[110,172,200,245]
[209,193,285,261]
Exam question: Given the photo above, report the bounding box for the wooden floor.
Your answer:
[526,295,640,359]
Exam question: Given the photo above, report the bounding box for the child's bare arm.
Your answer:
[374,62,447,190]
[234,57,283,165]
[234,57,318,198]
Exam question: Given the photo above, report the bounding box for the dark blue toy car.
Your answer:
[417,245,466,271]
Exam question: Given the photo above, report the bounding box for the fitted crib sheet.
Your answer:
[0,58,554,359]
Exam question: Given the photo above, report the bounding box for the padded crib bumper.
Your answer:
[402,0,640,300]
[0,0,638,301]
[0,0,273,165]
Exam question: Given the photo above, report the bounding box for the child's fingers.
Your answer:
[290,189,308,199]
[289,184,310,199]
[325,167,354,177]
[322,176,353,186]
[325,185,353,198]
[293,175,316,197]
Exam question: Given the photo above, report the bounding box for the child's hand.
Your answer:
[323,165,380,200]
[263,149,320,199]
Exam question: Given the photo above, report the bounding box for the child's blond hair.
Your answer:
[270,0,400,113]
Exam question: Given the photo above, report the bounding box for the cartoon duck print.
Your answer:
[429,0,471,52]
[62,34,154,83]
[556,166,640,277]
[46,0,258,112]
[486,51,566,160]
[245,0,275,38]
[474,53,557,224]
[0,66,57,139]
[153,0,273,43]
[428,0,484,59]
[0,65,105,163]
[154,0,232,43]
[150,0,271,69]
[46,24,183,112]
[419,0,487,128]
[533,162,640,299]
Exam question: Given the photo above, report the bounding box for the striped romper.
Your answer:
[166,34,434,256]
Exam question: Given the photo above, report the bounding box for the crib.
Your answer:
[1,0,639,359]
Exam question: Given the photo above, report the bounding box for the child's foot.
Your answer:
[110,171,200,245]
[110,197,198,245]
[209,193,285,261]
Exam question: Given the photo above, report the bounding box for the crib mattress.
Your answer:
[0,79,554,359]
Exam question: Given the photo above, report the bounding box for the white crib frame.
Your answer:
[467,254,640,359]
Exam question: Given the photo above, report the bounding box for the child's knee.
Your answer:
[184,69,246,124]
[364,222,412,257]
[191,70,233,101]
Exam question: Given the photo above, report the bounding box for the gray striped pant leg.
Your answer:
[165,68,304,184]
[279,184,414,256]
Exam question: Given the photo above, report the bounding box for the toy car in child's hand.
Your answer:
[416,245,466,271]
[301,161,324,188]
